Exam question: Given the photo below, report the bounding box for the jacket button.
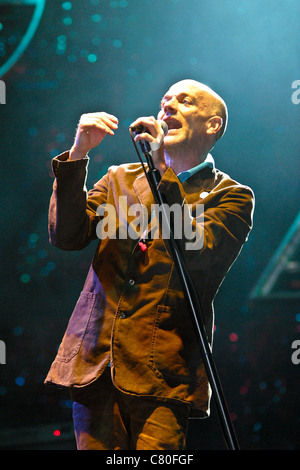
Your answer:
[119,312,126,319]
[128,279,135,286]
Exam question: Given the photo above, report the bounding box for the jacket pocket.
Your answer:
[56,291,103,363]
[148,305,199,383]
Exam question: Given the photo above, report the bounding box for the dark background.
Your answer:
[0,0,299,450]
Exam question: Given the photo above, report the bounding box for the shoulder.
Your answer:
[108,162,144,175]
[214,167,254,201]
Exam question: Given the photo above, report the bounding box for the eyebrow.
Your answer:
[160,92,193,108]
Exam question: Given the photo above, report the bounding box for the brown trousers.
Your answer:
[70,368,191,450]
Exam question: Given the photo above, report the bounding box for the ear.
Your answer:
[206,116,223,135]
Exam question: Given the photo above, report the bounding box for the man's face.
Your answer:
[158,80,216,152]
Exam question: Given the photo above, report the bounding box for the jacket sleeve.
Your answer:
[48,151,109,251]
[157,167,255,271]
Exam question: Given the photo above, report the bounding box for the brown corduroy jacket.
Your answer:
[45,151,254,417]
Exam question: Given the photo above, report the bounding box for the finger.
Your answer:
[130,116,156,129]
[134,132,155,143]
[130,117,159,140]
[97,114,119,130]
[85,112,119,124]
[79,123,114,138]
[81,116,118,135]
[82,114,118,130]
[79,113,118,133]
[104,113,119,124]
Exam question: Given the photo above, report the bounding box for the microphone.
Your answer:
[130,119,168,153]
[158,119,168,137]
[130,119,168,137]
[129,119,167,184]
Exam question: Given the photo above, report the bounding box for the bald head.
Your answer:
[169,79,228,141]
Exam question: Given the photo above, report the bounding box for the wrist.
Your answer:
[69,145,87,161]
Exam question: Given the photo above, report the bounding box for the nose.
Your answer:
[163,96,177,116]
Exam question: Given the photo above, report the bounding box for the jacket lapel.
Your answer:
[133,171,155,210]
[181,166,216,204]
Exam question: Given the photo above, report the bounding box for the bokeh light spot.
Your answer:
[63,17,72,26]
[113,39,122,48]
[87,53,97,63]
[62,2,72,10]
[20,273,31,283]
[229,332,238,342]
[15,377,25,387]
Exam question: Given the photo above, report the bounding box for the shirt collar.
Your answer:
[177,154,215,182]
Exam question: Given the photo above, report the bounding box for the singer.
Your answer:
[45,79,254,450]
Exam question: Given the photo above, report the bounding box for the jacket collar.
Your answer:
[177,153,215,183]
[133,154,216,207]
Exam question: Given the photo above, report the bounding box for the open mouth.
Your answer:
[164,118,181,131]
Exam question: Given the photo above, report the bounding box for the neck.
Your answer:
[163,147,208,175]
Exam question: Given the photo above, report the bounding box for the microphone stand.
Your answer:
[129,129,240,451]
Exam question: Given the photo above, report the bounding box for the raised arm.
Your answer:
[48,112,118,250]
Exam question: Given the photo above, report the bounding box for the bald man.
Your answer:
[45,79,254,450]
